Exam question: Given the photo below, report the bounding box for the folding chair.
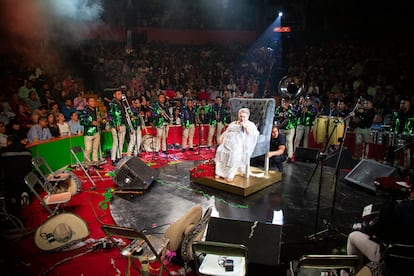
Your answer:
[289,254,359,276]
[180,207,213,273]
[32,156,70,193]
[192,241,248,276]
[70,146,104,189]
[24,171,72,216]
[381,243,414,275]
[101,224,171,276]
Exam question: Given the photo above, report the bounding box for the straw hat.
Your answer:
[35,213,89,251]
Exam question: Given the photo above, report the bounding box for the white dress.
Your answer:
[215,120,259,180]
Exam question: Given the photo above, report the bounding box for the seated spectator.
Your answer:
[46,112,60,137]
[25,90,42,112]
[0,121,7,148]
[68,111,84,135]
[27,115,52,143]
[48,101,60,118]
[61,98,77,121]
[6,119,27,144]
[56,112,71,136]
[15,103,33,133]
[73,91,87,111]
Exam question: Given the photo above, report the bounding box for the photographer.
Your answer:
[346,190,414,273]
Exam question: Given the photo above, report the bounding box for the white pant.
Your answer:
[182,124,195,149]
[282,128,295,158]
[156,125,169,152]
[111,125,126,160]
[84,132,100,161]
[355,127,370,158]
[347,231,381,269]
[127,127,142,155]
[294,125,310,150]
[207,124,216,147]
[215,122,225,146]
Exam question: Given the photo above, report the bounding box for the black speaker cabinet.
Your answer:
[294,147,320,163]
[325,148,355,170]
[114,156,157,190]
[206,217,282,266]
[344,159,397,192]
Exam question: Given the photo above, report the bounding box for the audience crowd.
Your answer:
[0,35,412,207]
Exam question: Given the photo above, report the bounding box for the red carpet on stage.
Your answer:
[2,150,206,276]
[140,148,215,169]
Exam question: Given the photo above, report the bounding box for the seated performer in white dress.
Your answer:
[215,107,259,182]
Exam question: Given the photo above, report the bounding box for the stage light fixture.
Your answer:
[278,12,283,17]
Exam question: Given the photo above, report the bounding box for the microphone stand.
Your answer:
[305,98,361,240]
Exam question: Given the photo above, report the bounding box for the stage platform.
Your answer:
[191,167,282,196]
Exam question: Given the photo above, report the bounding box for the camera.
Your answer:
[224,259,234,272]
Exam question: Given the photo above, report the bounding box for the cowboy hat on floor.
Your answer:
[35,212,89,251]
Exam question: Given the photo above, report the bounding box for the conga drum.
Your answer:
[313,116,329,144]
[327,117,345,146]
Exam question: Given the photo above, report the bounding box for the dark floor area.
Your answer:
[110,157,391,274]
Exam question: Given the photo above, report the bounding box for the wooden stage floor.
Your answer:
[191,166,282,196]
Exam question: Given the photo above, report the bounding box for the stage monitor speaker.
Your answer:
[344,159,397,192]
[294,147,320,163]
[325,148,355,169]
[114,156,157,190]
[206,217,282,266]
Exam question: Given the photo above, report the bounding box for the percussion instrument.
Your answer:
[313,116,329,144]
[368,129,379,144]
[327,117,345,146]
[313,116,344,146]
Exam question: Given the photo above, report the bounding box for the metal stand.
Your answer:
[304,99,361,240]
[151,126,156,161]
